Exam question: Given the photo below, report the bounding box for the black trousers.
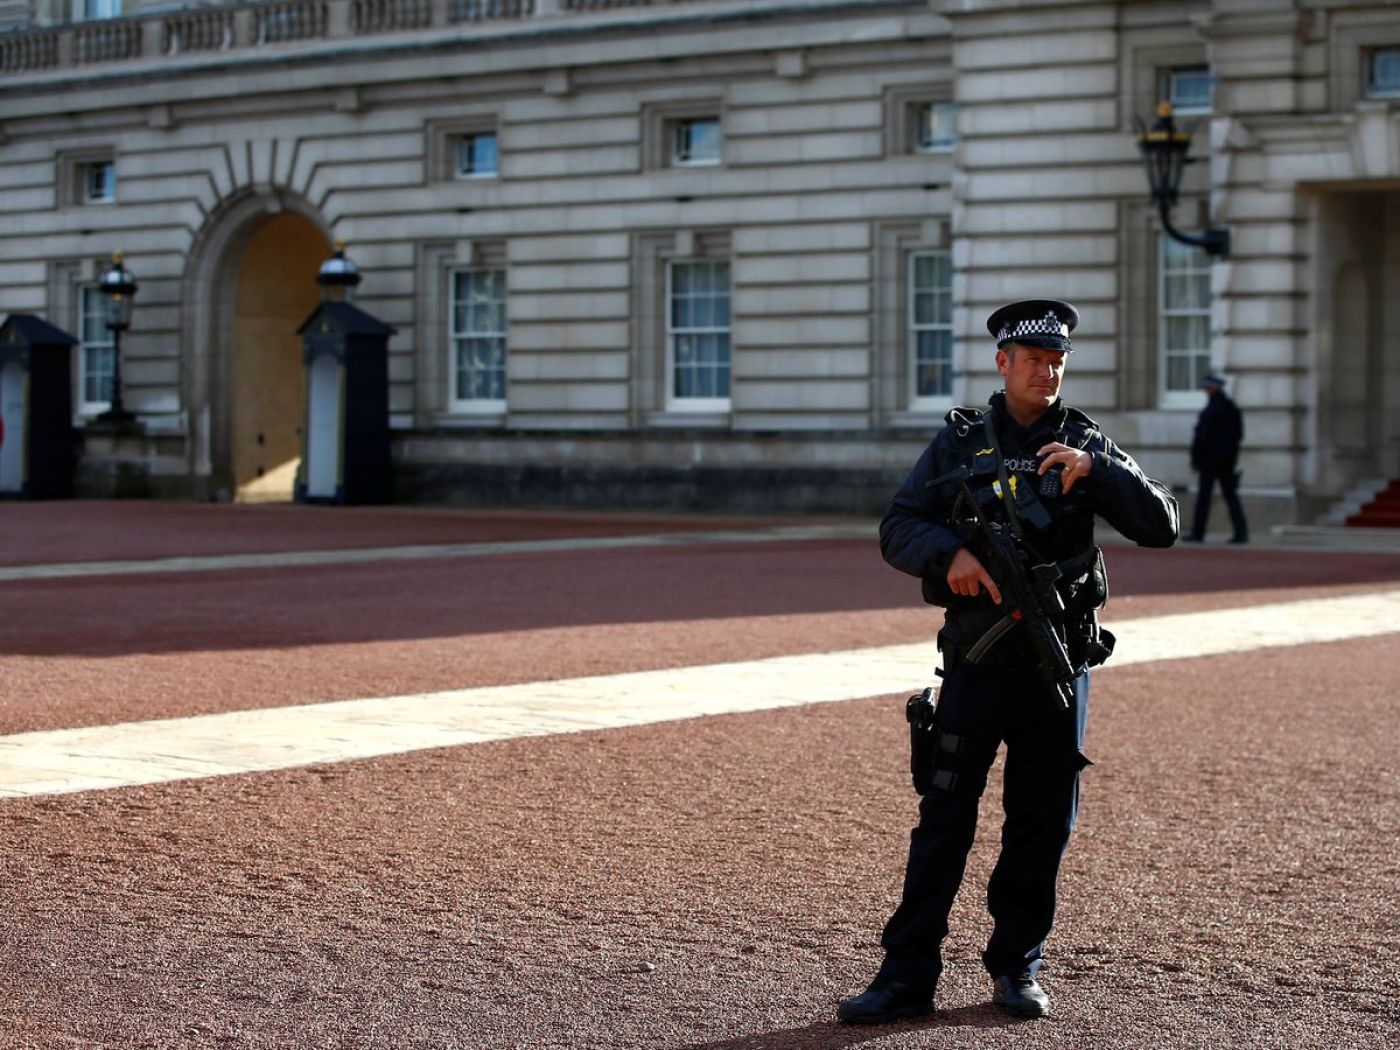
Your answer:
[877,663,1090,993]
[1190,469,1248,541]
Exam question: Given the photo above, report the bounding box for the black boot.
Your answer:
[992,973,1051,1018]
[836,979,933,1024]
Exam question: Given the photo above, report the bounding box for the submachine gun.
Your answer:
[929,464,1078,709]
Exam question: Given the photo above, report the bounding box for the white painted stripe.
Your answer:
[1,589,1396,799]
[0,524,875,583]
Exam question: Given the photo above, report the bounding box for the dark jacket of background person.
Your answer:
[1191,390,1244,476]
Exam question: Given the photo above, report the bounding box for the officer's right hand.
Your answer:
[946,547,1002,604]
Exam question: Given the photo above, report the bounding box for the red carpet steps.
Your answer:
[1346,478,1400,528]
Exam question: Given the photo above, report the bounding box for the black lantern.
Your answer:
[95,250,138,424]
[1135,102,1230,258]
[316,240,362,302]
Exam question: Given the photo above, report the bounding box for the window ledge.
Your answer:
[646,410,731,429]
[432,410,507,429]
[888,409,951,430]
[75,413,187,436]
[1157,392,1210,412]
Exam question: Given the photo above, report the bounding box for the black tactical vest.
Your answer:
[932,400,1112,667]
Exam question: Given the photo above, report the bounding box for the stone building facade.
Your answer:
[1,0,1398,524]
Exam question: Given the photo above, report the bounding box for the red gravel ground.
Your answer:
[0,505,1397,1048]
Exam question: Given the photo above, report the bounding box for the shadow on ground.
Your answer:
[684,1004,1026,1049]
[3,503,1399,658]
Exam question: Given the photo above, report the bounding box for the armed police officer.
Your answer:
[838,300,1179,1025]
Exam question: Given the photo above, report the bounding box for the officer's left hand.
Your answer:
[1037,442,1093,493]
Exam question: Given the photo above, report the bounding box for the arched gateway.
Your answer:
[182,191,331,502]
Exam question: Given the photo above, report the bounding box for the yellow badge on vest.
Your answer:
[991,475,1019,501]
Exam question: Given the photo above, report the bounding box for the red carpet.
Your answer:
[1346,478,1400,527]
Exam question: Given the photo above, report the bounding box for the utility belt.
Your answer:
[937,619,1116,674]
[938,630,1028,669]
[936,540,1111,664]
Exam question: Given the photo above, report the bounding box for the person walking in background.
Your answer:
[1187,373,1248,544]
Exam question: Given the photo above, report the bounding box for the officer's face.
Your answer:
[997,344,1067,418]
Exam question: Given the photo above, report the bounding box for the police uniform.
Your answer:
[838,300,1179,1024]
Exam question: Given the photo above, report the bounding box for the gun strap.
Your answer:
[982,412,1024,541]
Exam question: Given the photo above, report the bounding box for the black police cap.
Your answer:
[986,299,1079,352]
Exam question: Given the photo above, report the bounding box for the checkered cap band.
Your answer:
[996,311,1070,344]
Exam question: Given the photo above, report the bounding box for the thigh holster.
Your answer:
[907,687,939,795]
[906,686,973,796]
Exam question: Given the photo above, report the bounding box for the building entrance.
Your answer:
[229,213,329,502]
[1314,189,1400,494]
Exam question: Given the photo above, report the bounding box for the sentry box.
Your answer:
[294,299,395,505]
[0,314,77,499]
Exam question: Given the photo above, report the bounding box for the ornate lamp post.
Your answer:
[317,240,362,302]
[95,250,139,424]
[1135,102,1230,258]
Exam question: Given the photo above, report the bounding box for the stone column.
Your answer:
[327,0,355,39]
[941,1,1128,418]
[1196,5,1312,506]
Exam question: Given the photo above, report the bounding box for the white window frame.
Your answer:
[671,117,721,167]
[914,102,959,153]
[77,0,121,21]
[77,284,115,416]
[454,132,499,180]
[1163,65,1213,115]
[1367,46,1400,98]
[1157,236,1214,409]
[425,116,500,183]
[908,250,954,412]
[447,265,508,415]
[665,259,731,412]
[80,160,115,204]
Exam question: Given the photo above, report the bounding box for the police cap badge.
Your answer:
[986,299,1079,353]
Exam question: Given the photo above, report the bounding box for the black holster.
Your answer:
[906,686,938,795]
[1066,618,1115,670]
